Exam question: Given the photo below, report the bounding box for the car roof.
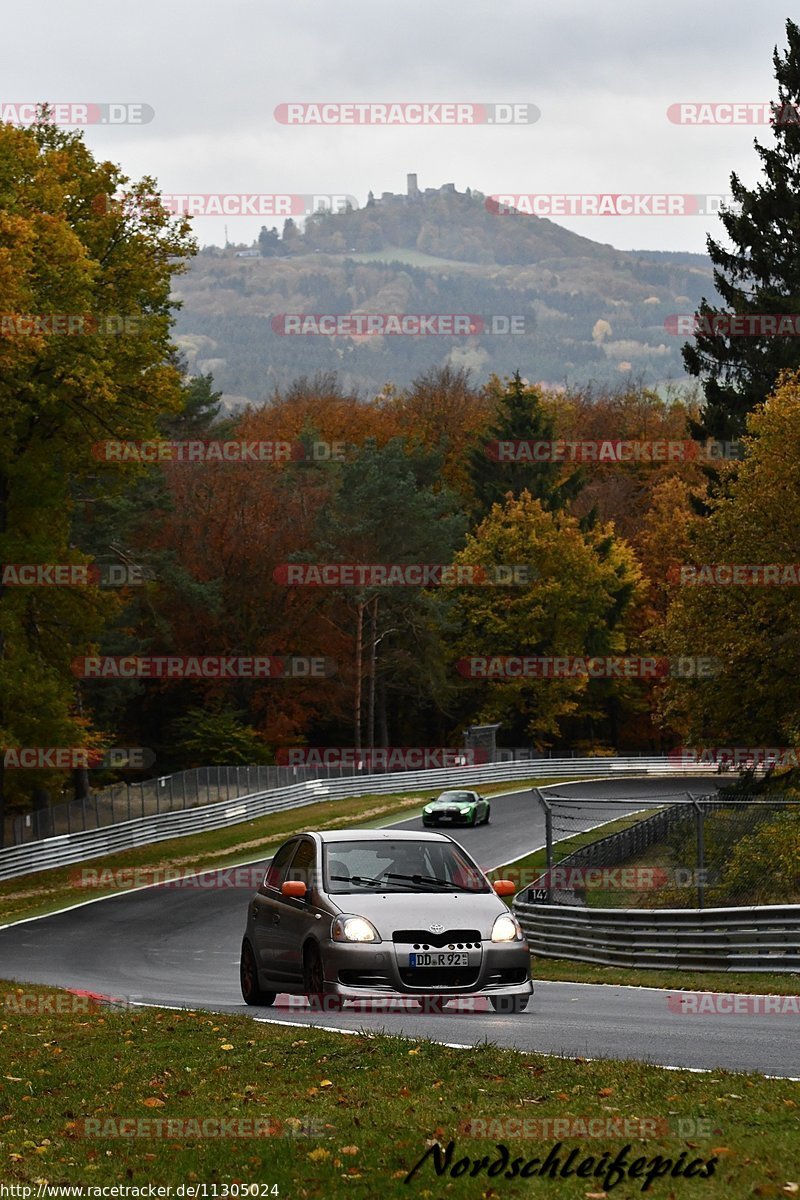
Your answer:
[311,829,454,844]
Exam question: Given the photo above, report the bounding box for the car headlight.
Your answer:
[459,806,472,813]
[422,806,433,814]
[331,915,381,943]
[491,913,523,942]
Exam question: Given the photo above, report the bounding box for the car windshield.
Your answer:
[436,792,473,803]
[323,840,490,894]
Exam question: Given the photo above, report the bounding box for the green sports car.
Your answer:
[422,789,491,827]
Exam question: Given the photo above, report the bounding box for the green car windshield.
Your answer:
[434,792,476,804]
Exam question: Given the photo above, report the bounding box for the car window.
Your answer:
[286,838,317,893]
[323,840,490,894]
[263,839,298,890]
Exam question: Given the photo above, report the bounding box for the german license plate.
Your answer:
[408,952,470,967]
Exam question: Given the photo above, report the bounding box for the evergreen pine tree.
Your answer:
[467,372,583,519]
[684,19,800,442]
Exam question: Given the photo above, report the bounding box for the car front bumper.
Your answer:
[318,937,532,999]
[422,811,475,825]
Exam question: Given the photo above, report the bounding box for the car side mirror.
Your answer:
[493,879,516,897]
[281,880,308,899]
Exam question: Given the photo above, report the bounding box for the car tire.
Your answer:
[470,810,477,827]
[303,942,343,1011]
[483,806,491,825]
[489,994,530,1014]
[240,939,277,1006]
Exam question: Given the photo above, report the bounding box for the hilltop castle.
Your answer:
[366,175,470,207]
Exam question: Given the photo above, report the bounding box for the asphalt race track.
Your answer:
[1,776,798,1078]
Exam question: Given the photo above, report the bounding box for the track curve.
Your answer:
[1,775,797,1077]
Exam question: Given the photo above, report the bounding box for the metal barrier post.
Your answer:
[534,788,553,884]
[688,793,705,909]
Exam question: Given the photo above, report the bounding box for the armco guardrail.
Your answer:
[512,901,800,971]
[9,754,718,845]
[0,757,717,883]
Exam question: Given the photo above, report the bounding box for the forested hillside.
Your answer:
[173,187,717,403]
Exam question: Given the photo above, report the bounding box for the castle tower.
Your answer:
[407,173,418,196]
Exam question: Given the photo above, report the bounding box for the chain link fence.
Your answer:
[522,790,800,909]
[9,764,364,845]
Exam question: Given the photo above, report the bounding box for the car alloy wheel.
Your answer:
[303,942,343,1011]
[239,939,277,1007]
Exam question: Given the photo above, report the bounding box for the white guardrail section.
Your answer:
[0,757,719,882]
[512,901,800,972]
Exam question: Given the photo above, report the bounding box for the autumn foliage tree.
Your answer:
[0,116,194,839]
[662,369,800,744]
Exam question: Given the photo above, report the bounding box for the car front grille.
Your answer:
[398,966,481,988]
[392,928,482,949]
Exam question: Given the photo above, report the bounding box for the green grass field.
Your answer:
[1,980,798,1196]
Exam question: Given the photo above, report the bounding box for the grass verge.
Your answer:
[493,819,800,996]
[531,957,800,996]
[0,980,798,1195]
[0,777,568,926]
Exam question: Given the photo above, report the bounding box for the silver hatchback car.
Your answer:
[240,829,533,1013]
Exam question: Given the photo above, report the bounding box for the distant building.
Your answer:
[372,176,464,206]
[235,249,260,258]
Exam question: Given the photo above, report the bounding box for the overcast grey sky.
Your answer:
[3,1,792,253]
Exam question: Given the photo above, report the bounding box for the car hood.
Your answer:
[427,797,475,807]
[327,889,508,937]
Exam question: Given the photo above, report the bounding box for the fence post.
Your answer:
[534,788,553,895]
[688,793,705,909]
